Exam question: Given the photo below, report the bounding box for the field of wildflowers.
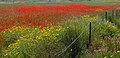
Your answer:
[0,4,120,58]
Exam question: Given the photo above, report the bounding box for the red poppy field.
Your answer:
[0,4,120,58]
[0,4,119,30]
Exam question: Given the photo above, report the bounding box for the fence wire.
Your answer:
[55,19,104,57]
[55,23,90,57]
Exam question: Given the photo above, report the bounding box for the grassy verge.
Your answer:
[0,1,119,6]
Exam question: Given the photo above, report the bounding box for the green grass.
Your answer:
[0,1,119,6]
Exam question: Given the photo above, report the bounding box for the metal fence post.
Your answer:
[112,10,114,19]
[87,22,92,49]
[105,11,108,21]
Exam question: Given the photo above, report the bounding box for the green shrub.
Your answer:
[100,21,120,38]
[81,51,120,58]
